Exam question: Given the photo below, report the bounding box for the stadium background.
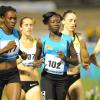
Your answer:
[0,0,100,99]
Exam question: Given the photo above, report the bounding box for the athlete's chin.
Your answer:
[69,28,75,32]
[26,33,32,36]
[10,25,15,29]
[53,29,59,33]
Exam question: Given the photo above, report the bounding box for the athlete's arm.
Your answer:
[80,38,90,69]
[57,42,78,66]
[17,57,33,72]
[90,54,100,67]
[96,62,100,67]
[67,42,79,65]
[34,40,43,67]
[90,39,100,67]
[18,50,27,60]
[17,62,34,75]
[34,40,42,60]
[94,39,100,55]
[58,42,78,66]
[0,41,16,54]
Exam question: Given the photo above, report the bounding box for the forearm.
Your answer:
[81,49,90,63]
[68,42,79,66]
[94,39,100,55]
[61,53,78,65]
[17,63,31,72]
[34,49,42,60]
[80,39,90,69]
[0,47,10,54]
[17,58,26,71]
[66,57,78,65]
[93,50,100,56]
[34,40,42,60]
[97,61,100,67]
[90,53,100,67]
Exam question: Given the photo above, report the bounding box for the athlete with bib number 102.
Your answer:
[34,12,78,100]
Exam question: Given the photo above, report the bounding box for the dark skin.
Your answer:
[90,53,100,67]
[0,11,17,54]
[34,15,78,67]
[0,10,26,100]
[33,14,78,100]
[0,11,27,59]
[0,10,18,70]
[3,11,17,33]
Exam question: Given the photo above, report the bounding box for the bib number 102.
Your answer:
[48,60,61,69]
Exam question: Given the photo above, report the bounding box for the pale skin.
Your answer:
[62,11,90,100]
[90,39,100,67]
[17,18,41,100]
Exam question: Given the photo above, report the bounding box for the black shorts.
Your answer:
[41,73,68,100]
[21,81,39,92]
[0,67,20,88]
[40,76,47,100]
[67,73,80,88]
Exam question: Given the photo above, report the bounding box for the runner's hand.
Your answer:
[33,58,43,68]
[20,51,28,60]
[57,50,65,61]
[7,41,16,50]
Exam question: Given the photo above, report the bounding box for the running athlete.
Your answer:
[34,12,78,100]
[17,17,41,100]
[90,39,100,67]
[62,10,90,100]
[0,6,26,100]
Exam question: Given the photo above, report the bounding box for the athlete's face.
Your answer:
[62,13,77,32]
[48,15,61,33]
[3,10,17,30]
[20,18,33,36]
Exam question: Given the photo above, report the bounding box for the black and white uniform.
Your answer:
[20,39,39,92]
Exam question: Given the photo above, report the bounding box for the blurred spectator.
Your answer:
[96,25,100,38]
[85,25,96,42]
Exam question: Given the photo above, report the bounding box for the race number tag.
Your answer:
[0,40,19,56]
[45,54,65,75]
[6,40,19,56]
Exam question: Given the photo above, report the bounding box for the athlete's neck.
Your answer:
[50,32,61,42]
[62,28,73,36]
[22,34,33,40]
[20,34,34,48]
[2,25,12,35]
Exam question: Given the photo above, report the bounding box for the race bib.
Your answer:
[44,54,65,75]
[22,54,34,66]
[0,39,19,56]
